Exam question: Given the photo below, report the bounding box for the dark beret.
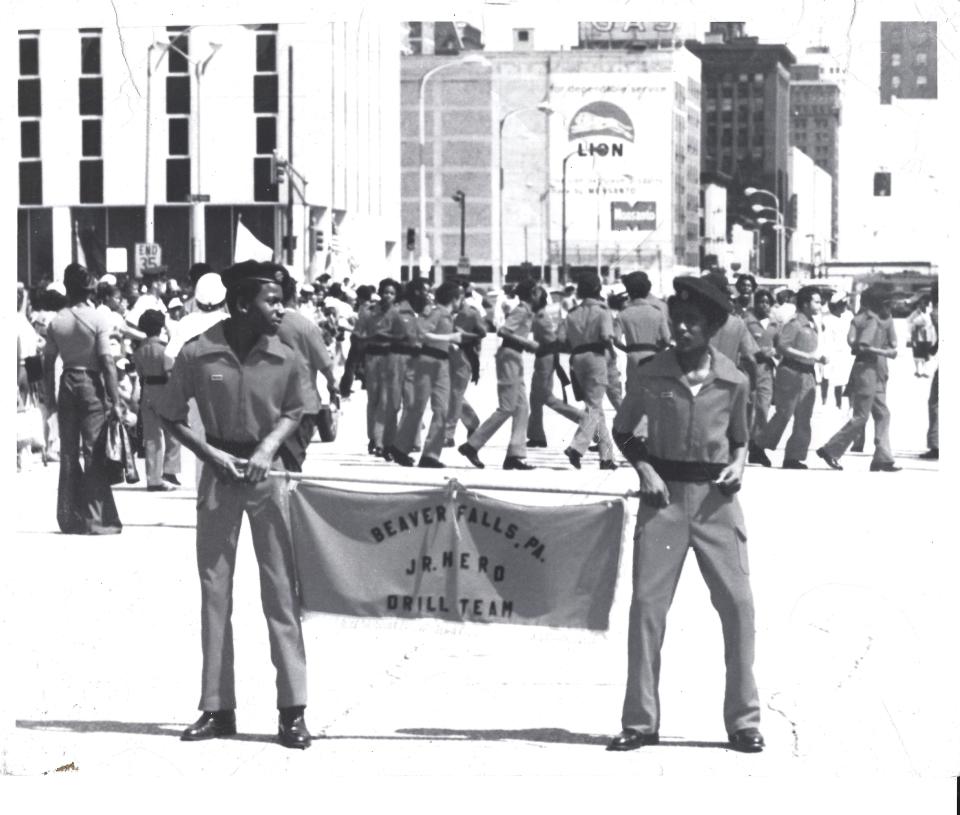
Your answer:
[221,260,289,289]
[621,271,649,286]
[797,285,823,301]
[137,308,166,336]
[673,275,734,315]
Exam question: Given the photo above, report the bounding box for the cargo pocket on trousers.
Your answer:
[734,525,750,575]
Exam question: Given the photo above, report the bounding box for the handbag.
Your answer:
[103,414,141,485]
[17,393,45,450]
[316,404,339,442]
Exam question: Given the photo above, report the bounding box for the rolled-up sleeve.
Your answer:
[280,358,307,423]
[727,379,749,447]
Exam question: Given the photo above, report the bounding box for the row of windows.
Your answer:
[890,74,929,89]
[253,30,278,203]
[18,76,103,117]
[19,33,42,205]
[890,51,928,66]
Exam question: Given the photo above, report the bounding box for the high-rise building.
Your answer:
[880,21,937,104]
[687,23,795,276]
[790,47,842,257]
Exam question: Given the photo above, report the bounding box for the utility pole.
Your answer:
[285,46,295,266]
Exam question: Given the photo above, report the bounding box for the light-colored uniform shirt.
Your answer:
[44,304,113,369]
[276,308,336,413]
[619,298,671,359]
[561,298,613,348]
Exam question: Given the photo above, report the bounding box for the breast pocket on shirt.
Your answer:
[647,390,678,442]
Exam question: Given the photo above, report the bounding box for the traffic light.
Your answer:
[406,227,416,251]
[314,229,324,253]
[270,150,287,184]
[874,171,891,196]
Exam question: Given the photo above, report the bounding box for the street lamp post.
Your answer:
[417,55,490,278]
[452,190,466,259]
[560,149,579,285]
[745,186,783,278]
[497,101,552,287]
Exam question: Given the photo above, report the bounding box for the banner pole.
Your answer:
[271,470,638,499]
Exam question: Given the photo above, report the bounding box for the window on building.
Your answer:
[917,75,928,86]
[168,118,189,155]
[916,52,927,65]
[874,171,891,196]
[167,30,189,73]
[721,98,732,112]
[256,32,276,72]
[754,73,763,83]
[518,30,529,42]
[891,75,901,89]
[253,74,278,113]
[253,157,278,202]
[256,117,276,154]
[82,119,101,156]
[20,37,38,75]
[738,73,748,83]
[21,121,39,157]
[78,77,102,115]
[19,161,42,205]
[891,52,901,66]
[166,76,190,114]
[79,159,104,203]
[18,79,41,117]
[166,157,191,202]
[80,36,100,74]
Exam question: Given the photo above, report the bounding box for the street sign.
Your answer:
[457,256,471,275]
[135,243,163,277]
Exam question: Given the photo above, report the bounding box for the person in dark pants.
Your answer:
[353,278,398,457]
[158,260,312,750]
[758,286,826,469]
[42,264,123,535]
[816,284,900,472]
[338,284,374,397]
[445,276,486,447]
[618,271,672,397]
[920,283,938,460]
[607,275,763,754]
[743,289,779,467]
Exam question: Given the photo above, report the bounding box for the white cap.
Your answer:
[46,281,66,295]
[299,282,315,294]
[167,280,181,292]
[99,273,117,286]
[167,296,183,310]
[194,273,226,307]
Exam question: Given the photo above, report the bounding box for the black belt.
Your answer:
[625,342,658,353]
[206,436,261,459]
[143,375,168,385]
[500,336,529,354]
[780,357,816,374]
[64,367,99,374]
[854,352,878,364]
[535,341,561,358]
[365,344,390,356]
[570,342,607,357]
[419,346,449,361]
[390,343,420,357]
[648,456,725,482]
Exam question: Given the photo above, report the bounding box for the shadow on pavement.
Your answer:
[394,727,729,749]
[15,719,275,744]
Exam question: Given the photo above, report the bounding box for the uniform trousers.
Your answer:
[606,355,623,410]
[140,385,181,486]
[759,367,816,460]
[364,354,388,446]
[396,356,450,459]
[467,348,528,458]
[381,353,412,450]
[749,362,774,445]
[527,353,583,443]
[568,352,614,459]
[622,481,760,735]
[195,468,307,711]
[927,368,939,450]
[445,347,480,443]
[821,364,893,464]
[56,369,122,535]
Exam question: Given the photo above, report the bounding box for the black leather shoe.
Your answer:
[728,727,765,753]
[599,460,618,470]
[389,447,415,467]
[606,729,659,752]
[503,456,535,470]
[816,447,843,471]
[564,447,582,470]
[418,456,445,468]
[458,443,484,469]
[370,446,384,458]
[367,441,377,455]
[181,710,236,741]
[918,448,939,460]
[870,461,902,472]
[526,439,548,448]
[278,708,312,750]
[162,473,181,486]
[782,459,808,470]
[381,447,394,462]
[748,443,772,467]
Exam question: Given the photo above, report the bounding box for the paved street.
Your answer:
[4,332,956,804]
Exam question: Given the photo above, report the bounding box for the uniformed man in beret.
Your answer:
[817,283,900,471]
[157,259,313,749]
[618,272,672,397]
[607,274,764,754]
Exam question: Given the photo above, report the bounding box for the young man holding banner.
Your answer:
[157,260,313,750]
[607,275,764,754]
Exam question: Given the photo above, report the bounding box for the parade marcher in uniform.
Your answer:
[353,278,397,457]
[743,289,778,467]
[338,284,374,397]
[756,286,826,469]
[605,291,626,412]
[132,309,182,491]
[158,260,313,749]
[607,275,763,754]
[618,271,672,398]
[276,275,338,470]
[919,282,939,460]
[43,264,124,535]
[380,283,420,461]
[559,273,618,471]
[390,280,468,468]
[526,285,583,448]
[445,276,486,447]
[459,279,543,471]
[816,284,900,472]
